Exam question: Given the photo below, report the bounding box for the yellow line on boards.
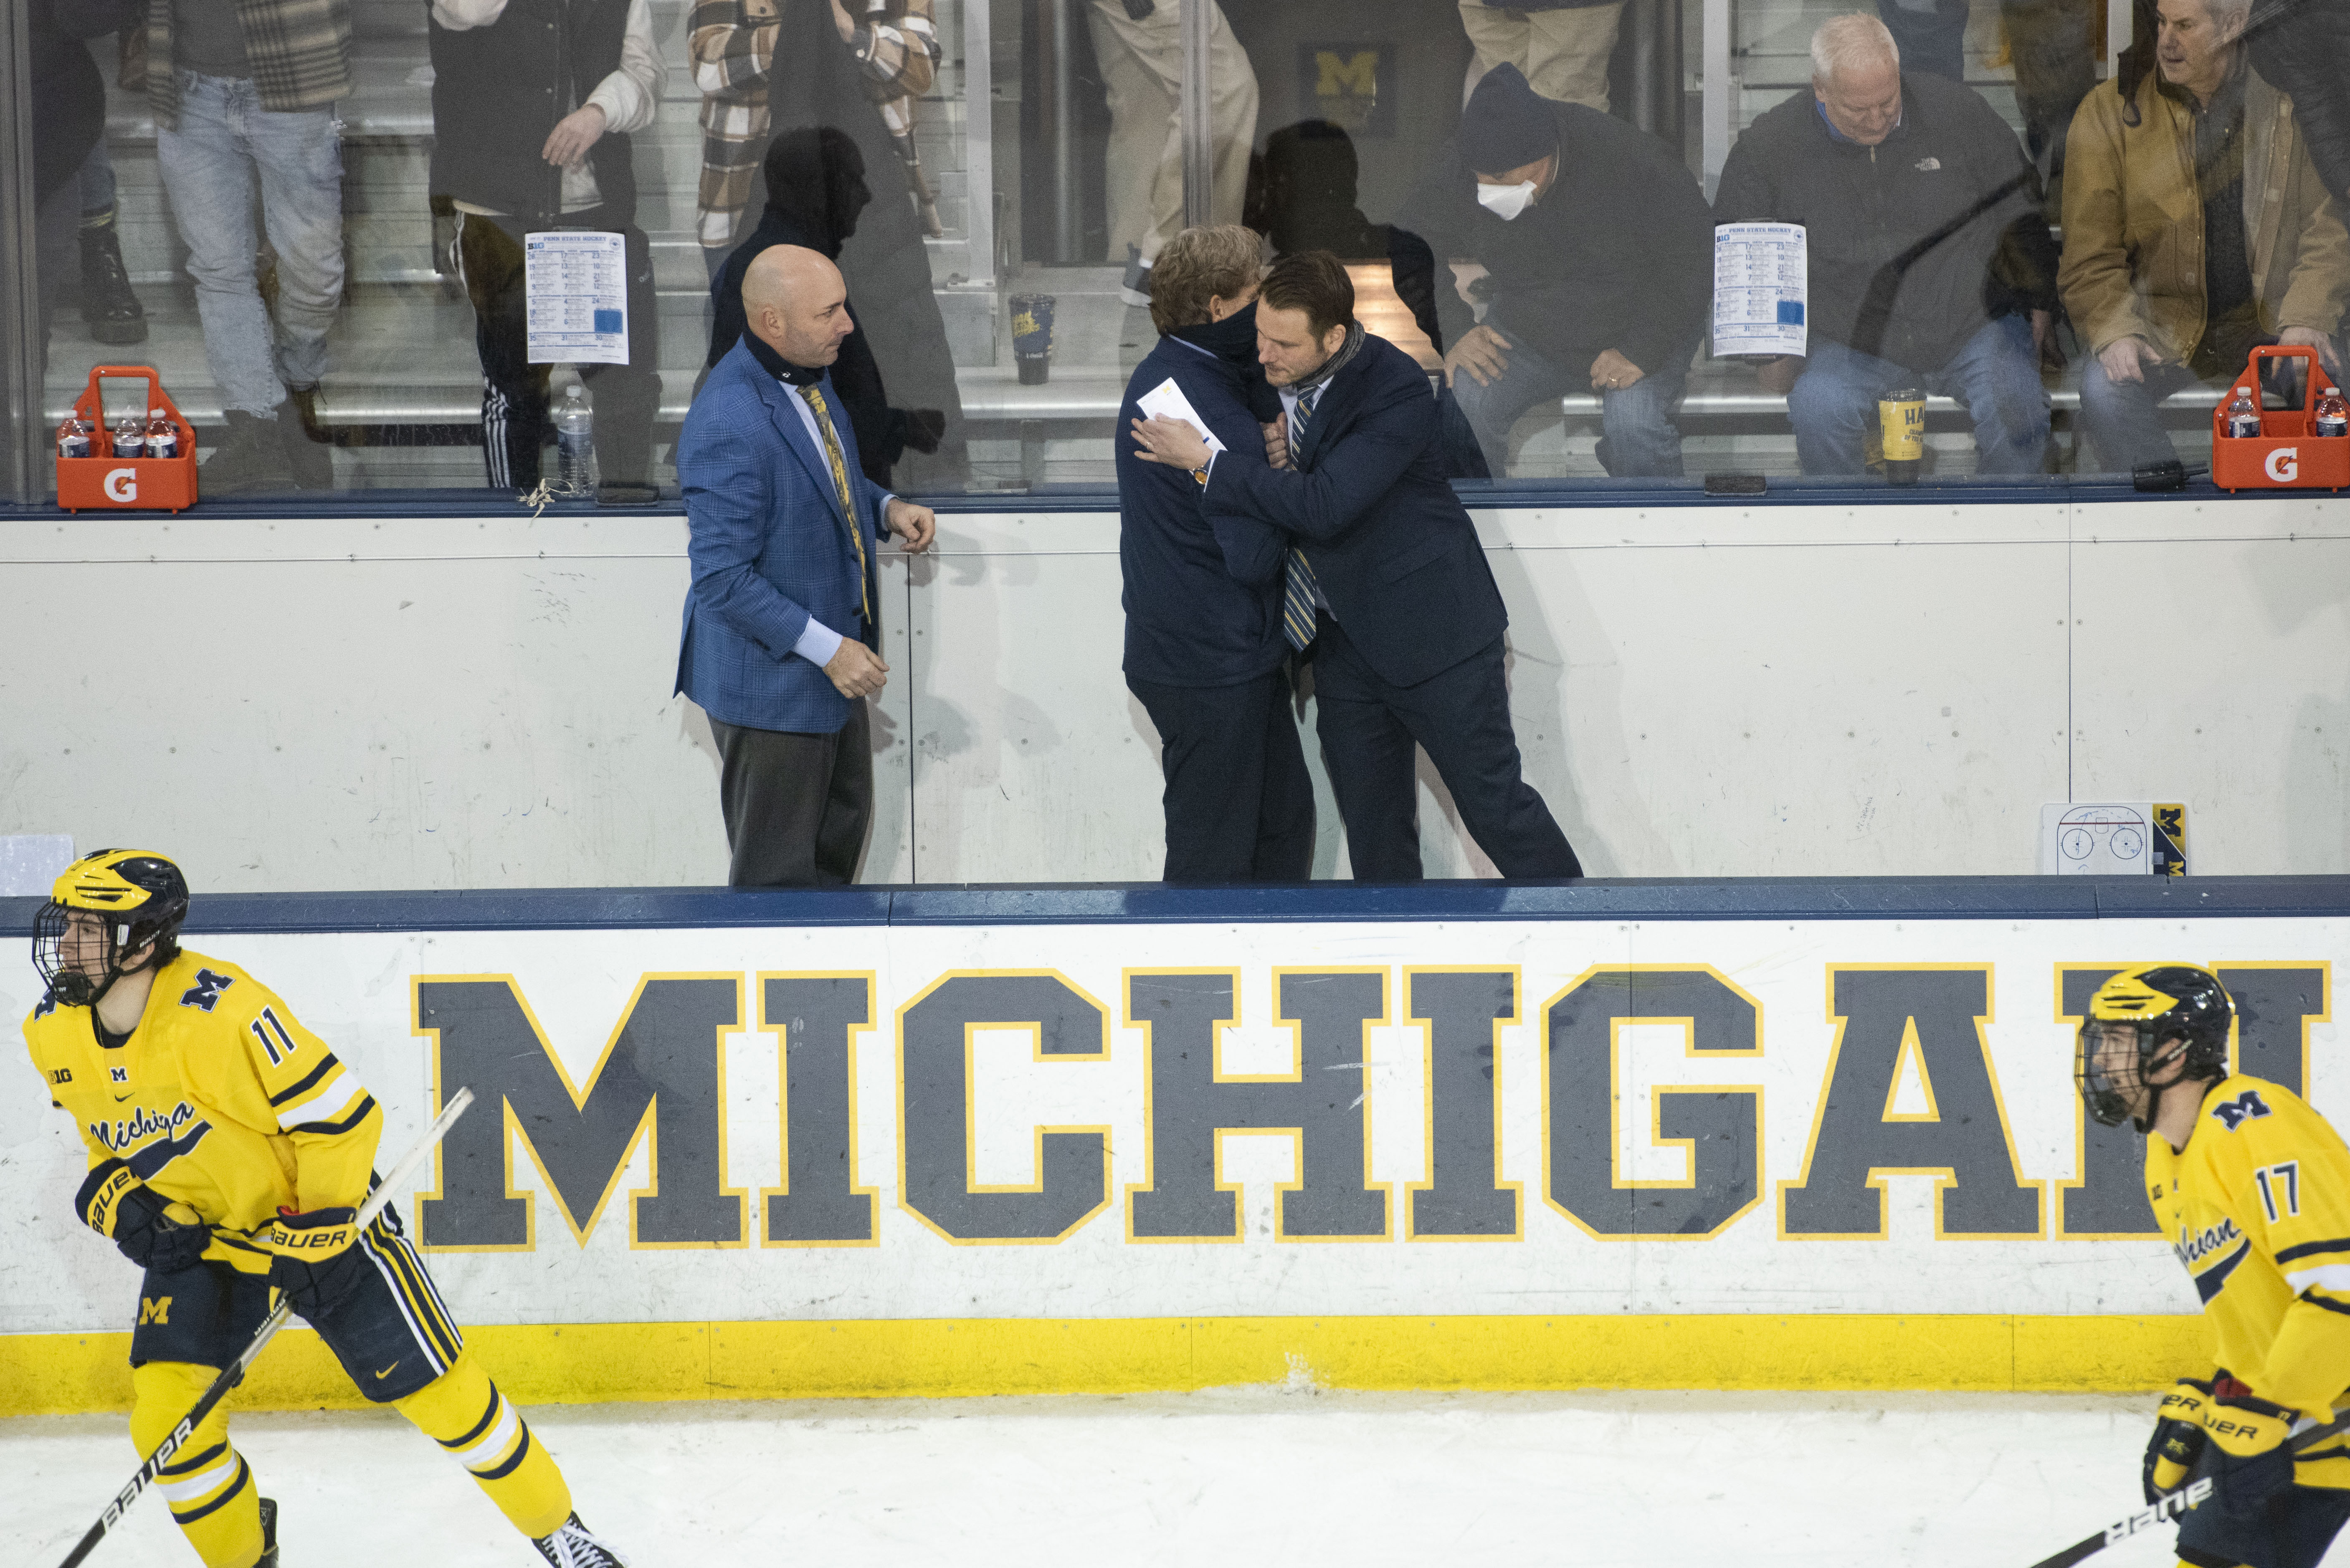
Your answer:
[0,1314,2211,1416]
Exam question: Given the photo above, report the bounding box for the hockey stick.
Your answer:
[52,1086,475,1568]
[2024,1411,2350,1568]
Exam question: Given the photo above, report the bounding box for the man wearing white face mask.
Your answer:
[1397,63,1711,478]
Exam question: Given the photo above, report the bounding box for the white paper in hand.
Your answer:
[1136,378,1226,453]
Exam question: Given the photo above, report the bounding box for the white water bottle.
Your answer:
[2224,387,2263,439]
[2318,386,2348,438]
[553,385,596,497]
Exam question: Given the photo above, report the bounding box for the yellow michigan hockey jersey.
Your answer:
[2150,1072,2350,1483]
[23,948,383,1276]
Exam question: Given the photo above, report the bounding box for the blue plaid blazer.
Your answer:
[674,338,889,736]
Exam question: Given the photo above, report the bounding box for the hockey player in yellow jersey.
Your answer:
[2079,963,2350,1568]
[22,850,630,1568]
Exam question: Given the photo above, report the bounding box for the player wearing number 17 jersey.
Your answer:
[2079,964,2350,1568]
[21,850,629,1568]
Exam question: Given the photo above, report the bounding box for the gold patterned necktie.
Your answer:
[800,383,871,626]
[1281,387,1322,651]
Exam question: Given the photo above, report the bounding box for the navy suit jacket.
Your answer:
[1202,334,1507,689]
[1117,338,1289,688]
[674,337,889,735]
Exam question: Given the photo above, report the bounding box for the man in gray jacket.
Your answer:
[1714,13,2061,475]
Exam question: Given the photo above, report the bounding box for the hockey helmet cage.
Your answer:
[33,849,190,1009]
[2074,964,2234,1128]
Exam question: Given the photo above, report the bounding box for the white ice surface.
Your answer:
[0,1388,2311,1567]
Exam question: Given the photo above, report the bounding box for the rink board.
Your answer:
[1,879,2339,1411]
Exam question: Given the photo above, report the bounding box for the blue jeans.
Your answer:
[154,73,344,417]
[2076,351,2228,473]
[1448,327,1696,478]
[77,136,117,219]
[1787,315,2049,475]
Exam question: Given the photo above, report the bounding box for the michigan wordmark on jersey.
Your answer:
[2147,1073,2350,1485]
[23,949,384,1274]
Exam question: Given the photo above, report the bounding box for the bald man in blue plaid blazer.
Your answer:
[675,245,934,885]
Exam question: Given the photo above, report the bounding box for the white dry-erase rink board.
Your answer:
[0,879,2341,1404]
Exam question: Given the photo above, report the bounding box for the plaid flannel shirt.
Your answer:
[690,0,940,250]
[144,0,353,129]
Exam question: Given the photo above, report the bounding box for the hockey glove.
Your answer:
[76,1159,210,1273]
[2144,1376,2213,1502]
[2201,1378,2301,1520]
[266,1206,365,1319]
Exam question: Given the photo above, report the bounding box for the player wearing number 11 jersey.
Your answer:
[22,850,628,1568]
[2079,964,2350,1568]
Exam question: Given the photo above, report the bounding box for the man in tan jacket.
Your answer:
[2061,0,2350,470]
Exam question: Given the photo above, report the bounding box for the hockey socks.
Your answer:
[395,1351,575,1538]
[131,1361,264,1568]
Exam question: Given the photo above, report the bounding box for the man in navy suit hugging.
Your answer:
[676,244,937,886]
[1115,223,1309,883]
[1132,249,1580,882]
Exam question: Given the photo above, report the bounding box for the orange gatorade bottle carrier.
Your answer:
[56,365,198,513]
[2211,344,2350,491]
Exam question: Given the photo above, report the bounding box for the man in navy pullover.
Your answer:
[1115,224,1312,882]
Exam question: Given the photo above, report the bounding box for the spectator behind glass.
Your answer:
[1392,62,1711,480]
[690,0,942,272]
[1457,0,1627,112]
[1713,14,2062,477]
[698,0,971,483]
[2000,0,2099,218]
[28,0,139,375]
[148,0,354,493]
[430,0,664,500]
[1246,120,1444,356]
[1085,0,1260,308]
[707,128,945,487]
[2061,0,2350,472]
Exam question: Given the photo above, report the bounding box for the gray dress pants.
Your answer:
[709,706,873,886]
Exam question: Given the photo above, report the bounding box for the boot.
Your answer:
[201,410,295,495]
[79,224,148,345]
[257,1497,279,1568]
[534,1512,628,1567]
[277,388,334,490]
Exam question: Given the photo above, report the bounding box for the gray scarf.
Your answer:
[1289,322,1367,402]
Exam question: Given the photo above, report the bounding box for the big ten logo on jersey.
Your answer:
[47,1066,71,1085]
[179,969,236,1012]
[2213,1089,2274,1130]
[406,958,2334,1254]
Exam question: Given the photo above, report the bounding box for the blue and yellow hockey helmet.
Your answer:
[2075,964,2234,1128]
[32,849,190,1008]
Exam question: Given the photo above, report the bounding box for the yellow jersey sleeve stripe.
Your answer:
[2301,1288,2350,1318]
[272,1070,355,1131]
[2278,1237,2350,1265]
[286,1093,376,1138]
[2287,1265,2350,1294]
[267,1053,342,1109]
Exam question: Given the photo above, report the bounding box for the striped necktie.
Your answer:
[1281,387,1322,651]
[800,383,872,627]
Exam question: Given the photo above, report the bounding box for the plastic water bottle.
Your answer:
[2318,387,2349,438]
[145,408,180,460]
[56,416,91,459]
[2224,387,2263,439]
[111,414,145,459]
[553,385,596,497]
